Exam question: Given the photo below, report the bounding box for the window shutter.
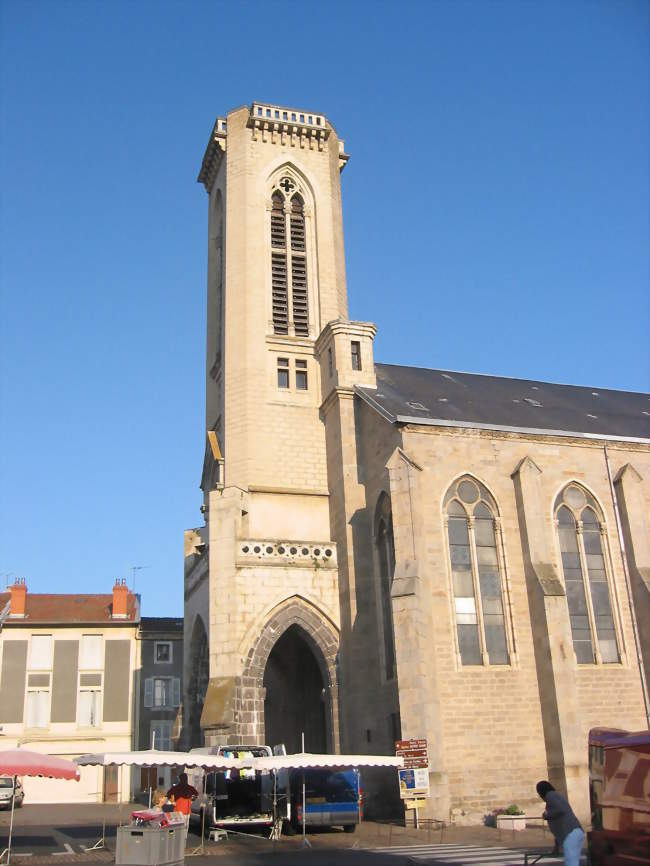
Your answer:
[171,678,181,707]
[144,677,153,708]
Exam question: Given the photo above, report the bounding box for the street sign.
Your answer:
[396,739,428,769]
[396,739,427,751]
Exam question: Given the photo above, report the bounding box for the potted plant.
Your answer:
[494,804,526,830]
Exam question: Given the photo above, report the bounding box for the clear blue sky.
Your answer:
[1,0,648,616]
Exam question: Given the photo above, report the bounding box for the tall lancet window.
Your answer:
[554,484,620,664]
[444,476,510,666]
[269,183,309,336]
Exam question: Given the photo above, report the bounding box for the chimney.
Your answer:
[112,578,129,619]
[10,578,27,618]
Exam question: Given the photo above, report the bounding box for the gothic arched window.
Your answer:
[444,476,510,666]
[554,484,620,664]
[375,494,396,680]
[269,182,309,337]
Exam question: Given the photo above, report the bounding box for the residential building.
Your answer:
[183,101,650,822]
[136,616,183,793]
[0,579,138,803]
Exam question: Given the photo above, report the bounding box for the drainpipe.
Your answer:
[603,444,650,727]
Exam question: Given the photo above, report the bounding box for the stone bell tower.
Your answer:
[183,103,376,752]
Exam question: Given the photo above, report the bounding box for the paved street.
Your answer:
[0,804,570,866]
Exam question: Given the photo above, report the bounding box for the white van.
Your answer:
[0,777,24,809]
[187,744,290,833]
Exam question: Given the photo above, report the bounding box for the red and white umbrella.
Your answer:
[0,749,80,864]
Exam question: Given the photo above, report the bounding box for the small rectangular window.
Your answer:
[277,358,289,389]
[78,689,101,727]
[150,720,172,751]
[328,348,333,377]
[154,641,172,664]
[29,635,53,670]
[153,677,169,707]
[26,690,50,728]
[296,359,308,391]
[80,635,103,670]
[351,341,362,371]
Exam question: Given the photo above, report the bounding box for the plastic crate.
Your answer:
[116,824,185,866]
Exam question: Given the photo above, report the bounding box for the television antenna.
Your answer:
[130,565,150,592]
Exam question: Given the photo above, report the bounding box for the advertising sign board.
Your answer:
[398,767,430,799]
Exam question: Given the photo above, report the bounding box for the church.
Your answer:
[182,102,650,822]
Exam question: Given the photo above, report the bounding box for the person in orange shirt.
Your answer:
[166,773,198,839]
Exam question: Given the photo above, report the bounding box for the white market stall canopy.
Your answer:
[74,749,404,773]
[74,749,242,771]
[245,753,404,772]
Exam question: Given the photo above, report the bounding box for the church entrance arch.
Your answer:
[243,599,339,753]
[264,625,326,753]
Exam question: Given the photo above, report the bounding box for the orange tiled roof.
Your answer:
[0,592,138,624]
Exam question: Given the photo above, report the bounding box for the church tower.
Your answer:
[184,103,377,753]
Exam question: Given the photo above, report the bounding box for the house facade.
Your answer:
[0,579,138,803]
[136,616,183,793]
[183,101,650,822]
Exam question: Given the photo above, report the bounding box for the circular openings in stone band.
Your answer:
[324,549,332,558]
[302,547,309,556]
[313,548,321,556]
[458,479,479,504]
[278,546,285,554]
[290,547,298,555]
[242,545,250,554]
[564,485,586,510]
[254,545,261,554]
[266,546,274,554]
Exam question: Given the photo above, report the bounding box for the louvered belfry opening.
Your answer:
[269,185,310,338]
[290,195,309,336]
[271,191,288,334]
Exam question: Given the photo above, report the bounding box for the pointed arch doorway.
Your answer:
[263,625,327,753]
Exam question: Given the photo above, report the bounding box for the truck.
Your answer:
[289,767,361,833]
[187,744,290,834]
[588,727,650,866]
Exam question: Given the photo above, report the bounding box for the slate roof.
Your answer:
[0,592,139,624]
[356,364,650,441]
[140,616,184,633]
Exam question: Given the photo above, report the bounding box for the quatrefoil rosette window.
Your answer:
[269,174,310,337]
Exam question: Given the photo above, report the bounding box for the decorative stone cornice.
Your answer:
[197,117,227,192]
[247,102,331,151]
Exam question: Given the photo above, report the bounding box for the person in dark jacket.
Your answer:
[536,781,584,866]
